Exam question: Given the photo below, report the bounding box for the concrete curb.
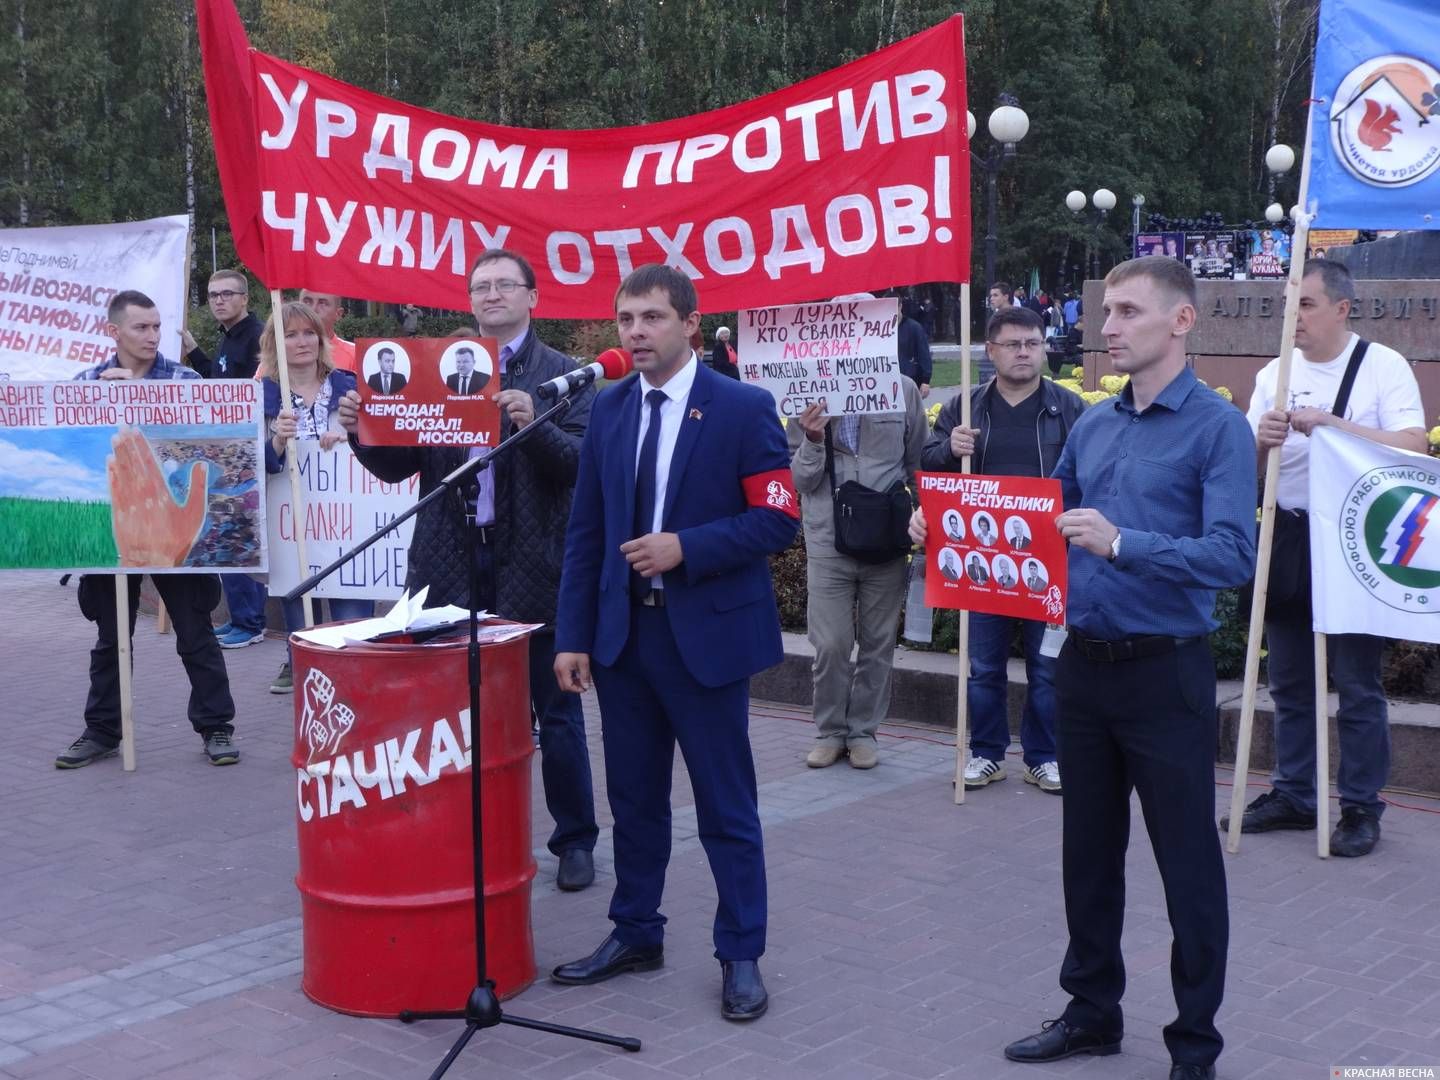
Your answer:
[757,632,1440,797]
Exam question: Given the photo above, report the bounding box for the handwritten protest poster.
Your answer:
[266,443,417,600]
[0,216,189,380]
[0,379,265,573]
[918,472,1066,623]
[355,337,502,447]
[736,297,902,418]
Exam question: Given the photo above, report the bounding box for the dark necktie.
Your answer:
[459,375,468,394]
[631,389,667,599]
[383,375,390,393]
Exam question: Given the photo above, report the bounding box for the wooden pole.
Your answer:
[116,576,136,771]
[270,289,314,629]
[1225,106,1317,854]
[1314,633,1331,858]
[953,284,973,805]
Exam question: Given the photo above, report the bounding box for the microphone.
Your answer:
[536,348,632,400]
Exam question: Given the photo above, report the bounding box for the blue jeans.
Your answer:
[968,613,1056,768]
[1266,619,1388,816]
[281,595,375,662]
[221,574,268,634]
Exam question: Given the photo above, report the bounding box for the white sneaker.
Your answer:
[1024,761,1062,794]
[963,755,1006,789]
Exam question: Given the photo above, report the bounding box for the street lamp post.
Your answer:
[972,95,1029,293]
[1067,188,1117,280]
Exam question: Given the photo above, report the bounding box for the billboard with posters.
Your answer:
[0,379,265,573]
[0,216,190,381]
[355,337,502,447]
[1133,231,1185,261]
[1244,228,1291,279]
[1184,231,1238,279]
[918,472,1066,623]
[736,297,902,418]
[1306,228,1359,258]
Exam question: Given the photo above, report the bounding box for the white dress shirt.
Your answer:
[633,353,699,588]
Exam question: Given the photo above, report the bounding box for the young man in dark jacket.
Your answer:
[920,306,1085,794]
[336,248,599,893]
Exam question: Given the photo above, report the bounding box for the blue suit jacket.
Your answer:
[555,362,799,688]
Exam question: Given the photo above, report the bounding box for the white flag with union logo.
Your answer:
[1308,427,1440,643]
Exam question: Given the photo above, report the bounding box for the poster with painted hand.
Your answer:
[0,380,265,572]
[736,297,903,418]
[919,472,1066,622]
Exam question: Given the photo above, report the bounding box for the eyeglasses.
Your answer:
[207,289,245,301]
[468,279,526,297]
[989,338,1044,354]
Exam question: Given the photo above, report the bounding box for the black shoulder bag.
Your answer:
[1263,338,1369,620]
[824,424,913,564]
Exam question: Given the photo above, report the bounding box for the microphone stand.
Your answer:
[285,387,641,1078]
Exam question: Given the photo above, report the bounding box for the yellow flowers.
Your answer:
[1071,366,1084,380]
[1054,378,1084,394]
[926,401,943,428]
[1429,425,1440,450]
[1099,374,1128,395]
[1080,390,1111,405]
[1214,386,1233,402]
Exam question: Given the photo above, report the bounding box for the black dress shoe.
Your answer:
[1003,1018,1121,1062]
[550,933,662,985]
[556,849,595,891]
[1218,790,1315,833]
[720,960,767,1021]
[1170,1063,1216,1080]
[1330,806,1380,857]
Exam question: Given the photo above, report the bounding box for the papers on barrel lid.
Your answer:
[292,587,479,649]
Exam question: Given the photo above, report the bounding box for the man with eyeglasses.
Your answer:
[337,248,600,893]
[183,269,268,649]
[913,305,1086,795]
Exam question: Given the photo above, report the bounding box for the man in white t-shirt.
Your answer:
[1227,259,1426,858]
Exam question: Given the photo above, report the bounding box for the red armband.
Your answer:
[742,469,800,519]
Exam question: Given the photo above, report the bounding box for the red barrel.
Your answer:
[291,625,536,1016]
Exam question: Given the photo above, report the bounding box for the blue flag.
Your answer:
[1308,0,1440,229]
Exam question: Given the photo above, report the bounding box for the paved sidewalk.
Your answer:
[3,575,1439,1079]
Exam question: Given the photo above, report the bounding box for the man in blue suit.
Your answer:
[552,264,800,1021]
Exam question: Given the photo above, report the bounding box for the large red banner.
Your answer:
[918,473,1068,624]
[197,0,969,318]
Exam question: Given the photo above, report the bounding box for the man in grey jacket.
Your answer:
[788,377,926,769]
[921,306,1086,794]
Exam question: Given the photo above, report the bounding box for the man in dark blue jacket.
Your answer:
[551,265,799,1022]
[897,299,932,398]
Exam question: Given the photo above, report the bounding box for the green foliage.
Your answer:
[1208,587,1250,680]
[5,0,1320,316]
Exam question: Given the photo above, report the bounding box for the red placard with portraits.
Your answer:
[919,472,1067,623]
[355,337,502,448]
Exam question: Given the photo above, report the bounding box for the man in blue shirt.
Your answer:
[1002,257,1256,1080]
[57,290,238,770]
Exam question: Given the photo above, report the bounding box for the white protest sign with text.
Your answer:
[0,216,190,380]
[266,442,418,600]
[737,297,902,417]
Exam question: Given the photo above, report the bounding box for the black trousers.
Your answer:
[80,574,236,746]
[1055,637,1227,1067]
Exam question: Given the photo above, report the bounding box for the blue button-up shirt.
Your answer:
[1053,366,1256,639]
[74,353,200,380]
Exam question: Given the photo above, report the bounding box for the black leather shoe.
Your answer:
[1003,1019,1121,1062]
[1330,806,1380,857]
[720,960,767,1021]
[1170,1064,1216,1080]
[550,933,662,985]
[556,849,595,891]
[1218,790,1315,833]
